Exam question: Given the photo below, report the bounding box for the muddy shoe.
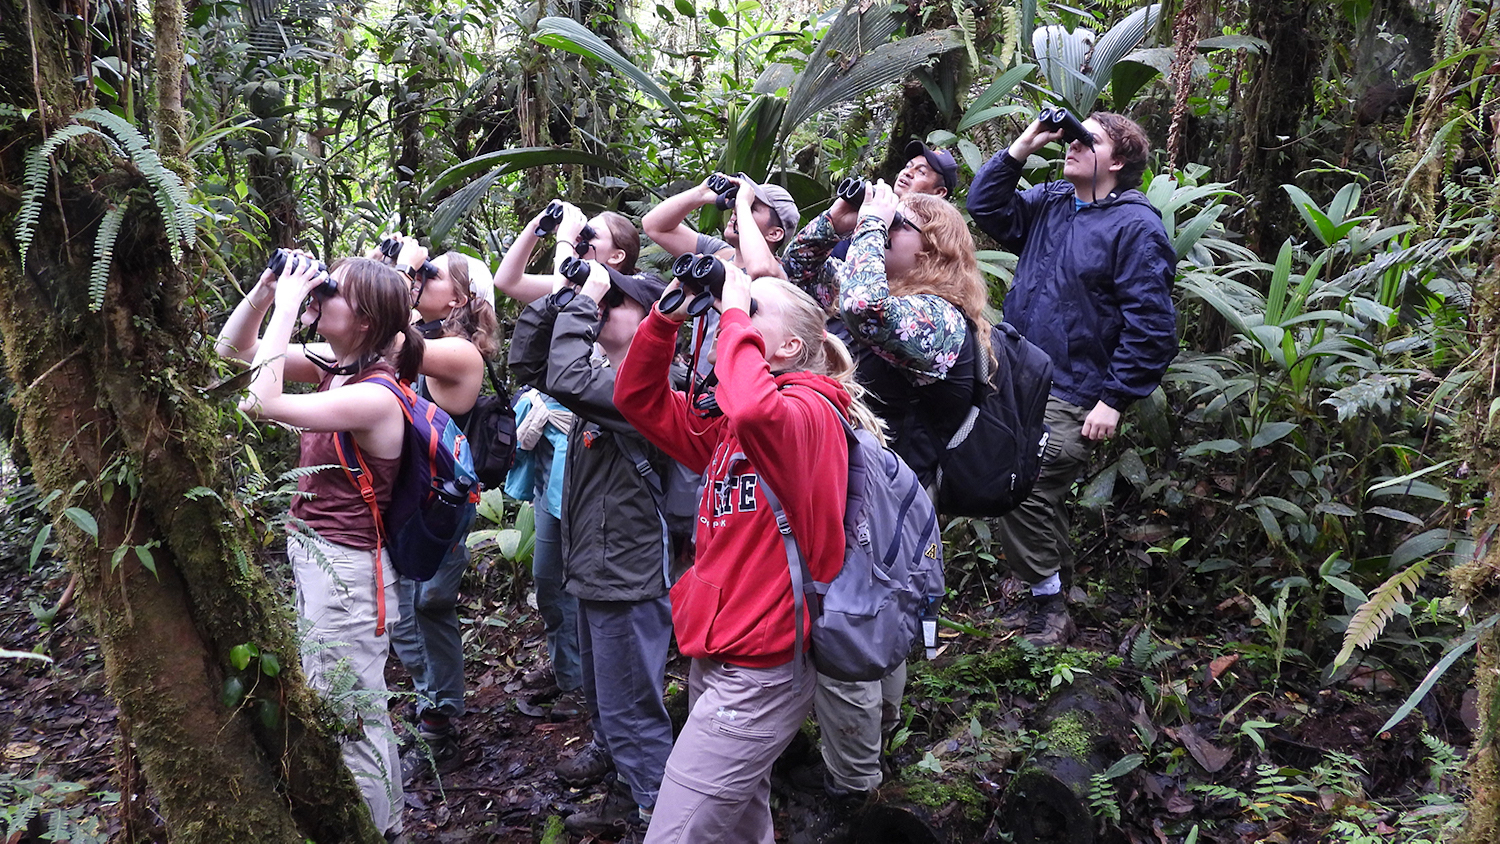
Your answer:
[564,781,641,837]
[400,719,462,782]
[547,689,586,722]
[516,683,563,718]
[555,740,614,788]
[1022,593,1075,648]
[999,592,1041,629]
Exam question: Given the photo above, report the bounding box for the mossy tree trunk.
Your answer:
[1453,216,1500,844]
[1237,0,1320,255]
[0,0,383,840]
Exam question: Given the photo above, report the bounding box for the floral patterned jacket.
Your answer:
[782,212,969,385]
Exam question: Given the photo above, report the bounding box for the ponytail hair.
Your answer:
[760,277,887,444]
[435,252,502,358]
[330,257,426,381]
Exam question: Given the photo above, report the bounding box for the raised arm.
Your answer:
[215,264,322,384]
[642,179,717,258]
[493,205,570,306]
[613,289,718,472]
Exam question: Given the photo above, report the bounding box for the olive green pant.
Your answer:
[994,396,1092,587]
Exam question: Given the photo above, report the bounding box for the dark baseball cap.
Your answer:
[904,140,959,194]
[605,265,667,309]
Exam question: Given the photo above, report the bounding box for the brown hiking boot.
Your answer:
[564,781,643,837]
[555,740,615,788]
[1021,593,1075,647]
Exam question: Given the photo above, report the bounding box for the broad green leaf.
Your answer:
[957,63,1035,131]
[1377,612,1495,735]
[260,652,281,678]
[708,7,728,26]
[1249,421,1297,449]
[221,676,247,708]
[1389,528,1454,570]
[1182,438,1241,457]
[230,644,255,671]
[534,18,689,122]
[63,507,98,540]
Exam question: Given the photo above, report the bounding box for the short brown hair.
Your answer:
[1089,112,1151,191]
[597,211,641,273]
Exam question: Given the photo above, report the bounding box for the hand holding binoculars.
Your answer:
[661,253,727,318]
[534,200,566,237]
[267,248,337,298]
[1038,107,1094,148]
[707,173,739,210]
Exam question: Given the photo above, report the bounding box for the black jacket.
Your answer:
[508,292,672,602]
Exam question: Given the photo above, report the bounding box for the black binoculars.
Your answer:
[1038,107,1094,148]
[661,253,725,318]
[534,200,565,237]
[836,176,867,207]
[573,223,597,257]
[559,255,592,286]
[267,249,336,298]
[377,236,403,263]
[707,173,739,210]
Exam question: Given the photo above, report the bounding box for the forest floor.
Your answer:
[0,518,1481,844]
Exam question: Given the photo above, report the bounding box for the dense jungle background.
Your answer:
[3,0,1500,842]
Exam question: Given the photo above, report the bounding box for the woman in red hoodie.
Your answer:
[615,261,882,843]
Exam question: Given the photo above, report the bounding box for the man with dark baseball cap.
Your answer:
[899,140,959,198]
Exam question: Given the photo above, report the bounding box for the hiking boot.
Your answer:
[400,717,462,781]
[547,689,586,722]
[555,740,614,788]
[563,782,643,837]
[518,684,585,721]
[1021,593,1075,648]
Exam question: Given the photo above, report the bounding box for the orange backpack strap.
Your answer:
[333,431,389,637]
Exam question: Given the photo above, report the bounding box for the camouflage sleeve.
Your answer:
[838,215,969,384]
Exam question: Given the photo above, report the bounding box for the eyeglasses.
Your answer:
[884,212,924,249]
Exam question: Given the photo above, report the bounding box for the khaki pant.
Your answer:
[994,396,1092,586]
[813,661,905,792]
[289,534,403,837]
[644,654,815,844]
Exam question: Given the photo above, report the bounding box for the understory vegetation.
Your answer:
[4,0,1500,842]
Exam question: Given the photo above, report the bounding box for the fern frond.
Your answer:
[17,124,113,272]
[952,0,979,71]
[1334,559,1431,669]
[89,204,127,312]
[1129,628,1155,669]
[77,108,195,265]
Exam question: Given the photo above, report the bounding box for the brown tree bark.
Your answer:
[0,0,383,840]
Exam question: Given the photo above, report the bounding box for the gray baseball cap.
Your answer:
[736,173,801,235]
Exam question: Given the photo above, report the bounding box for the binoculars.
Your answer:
[377,236,403,263]
[558,255,592,286]
[661,253,726,317]
[836,176,868,207]
[573,223,597,257]
[1038,107,1094,148]
[267,249,336,298]
[707,173,739,210]
[534,200,565,237]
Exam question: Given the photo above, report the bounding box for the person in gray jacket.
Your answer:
[508,256,673,840]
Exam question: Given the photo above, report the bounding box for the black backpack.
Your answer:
[934,322,1053,518]
[464,359,518,491]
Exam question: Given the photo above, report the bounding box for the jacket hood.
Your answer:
[772,369,853,418]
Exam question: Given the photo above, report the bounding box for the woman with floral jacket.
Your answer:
[780,182,995,804]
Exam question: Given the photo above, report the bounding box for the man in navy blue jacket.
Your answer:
[968,112,1177,645]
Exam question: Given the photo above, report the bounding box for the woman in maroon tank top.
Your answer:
[215,254,423,840]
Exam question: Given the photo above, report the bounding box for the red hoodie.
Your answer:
[616,307,849,668]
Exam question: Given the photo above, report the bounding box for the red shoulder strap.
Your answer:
[333,429,390,637]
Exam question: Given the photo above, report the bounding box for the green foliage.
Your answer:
[0,772,117,844]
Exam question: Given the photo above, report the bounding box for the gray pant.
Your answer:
[288,534,403,837]
[534,506,582,691]
[391,544,468,719]
[578,596,675,810]
[814,661,905,792]
[645,655,816,844]
[995,396,1091,586]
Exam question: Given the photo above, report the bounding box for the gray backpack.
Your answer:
[759,401,945,682]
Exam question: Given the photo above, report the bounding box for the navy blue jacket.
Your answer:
[968,151,1177,410]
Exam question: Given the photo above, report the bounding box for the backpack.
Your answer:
[464,359,518,490]
[934,322,1054,518]
[759,398,945,682]
[334,371,479,591]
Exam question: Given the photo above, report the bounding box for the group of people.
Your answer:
[214,111,1179,843]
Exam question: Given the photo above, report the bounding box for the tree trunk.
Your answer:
[0,0,382,840]
[1237,0,1320,255]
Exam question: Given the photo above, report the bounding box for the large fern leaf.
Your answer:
[1334,557,1431,669]
[76,108,195,265]
[89,205,127,312]
[17,124,115,272]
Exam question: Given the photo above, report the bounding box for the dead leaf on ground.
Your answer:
[1165,724,1233,773]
